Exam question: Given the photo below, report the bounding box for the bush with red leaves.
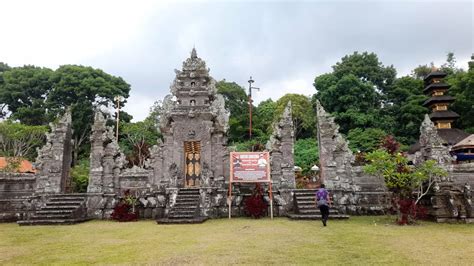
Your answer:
[111,190,138,222]
[380,135,400,155]
[397,198,428,225]
[244,184,267,219]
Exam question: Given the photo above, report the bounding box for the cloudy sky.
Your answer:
[1,0,472,121]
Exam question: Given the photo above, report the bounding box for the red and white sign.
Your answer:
[230,152,270,183]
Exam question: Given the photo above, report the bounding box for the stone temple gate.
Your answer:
[154,48,230,189]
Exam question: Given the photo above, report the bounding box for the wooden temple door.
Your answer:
[184,141,201,187]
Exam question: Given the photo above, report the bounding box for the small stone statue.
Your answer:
[169,163,178,187]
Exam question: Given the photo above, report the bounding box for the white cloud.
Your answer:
[122,91,157,122]
[0,0,160,67]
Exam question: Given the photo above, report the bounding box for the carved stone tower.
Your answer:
[153,49,230,188]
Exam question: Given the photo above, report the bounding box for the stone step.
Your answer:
[41,205,79,210]
[178,190,200,195]
[45,201,84,206]
[298,209,340,214]
[296,200,317,205]
[168,210,196,215]
[50,197,86,202]
[36,209,74,215]
[157,217,207,224]
[31,214,72,220]
[298,204,319,209]
[288,214,350,220]
[174,200,198,204]
[175,197,199,202]
[172,205,198,210]
[295,192,316,196]
[17,218,90,226]
[49,193,87,197]
[295,196,316,200]
[168,214,195,219]
[177,194,200,199]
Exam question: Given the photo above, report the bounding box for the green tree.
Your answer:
[448,68,474,133]
[216,80,250,143]
[0,65,53,125]
[275,93,315,139]
[119,120,160,167]
[48,65,130,164]
[332,51,396,95]
[0,62,11,117]
[347,128,387,153]
[411,63,434,80]
[0,121,48,161]
[314,52,395,135]
[364,149,447,224]
[253,99,276,141]
[71,159,89,193]
[384,76,427,144]
[294,138,319,175]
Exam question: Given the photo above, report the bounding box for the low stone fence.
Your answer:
[0,173,36,222]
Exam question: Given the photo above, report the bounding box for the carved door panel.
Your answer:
[184,141,201,187]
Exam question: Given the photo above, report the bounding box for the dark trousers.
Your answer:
[319,205,329,225]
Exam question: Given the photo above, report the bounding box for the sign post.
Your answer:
[228,151,273,219]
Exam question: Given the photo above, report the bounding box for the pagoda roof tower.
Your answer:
[422,69,459,129]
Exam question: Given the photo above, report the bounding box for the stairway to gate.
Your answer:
[17,194,89,226]
[157,188,208,224]
[288,189,350,220]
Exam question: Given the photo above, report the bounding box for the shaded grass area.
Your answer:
[0,217,473,265]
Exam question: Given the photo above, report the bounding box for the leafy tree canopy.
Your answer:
[275,93,315,139]
[294,138,319,175]
[47,65,131,163]
[332,51,396,94]
[216,80,252,142]
[347,128,387,153]
[0,65,53,124]
[0,120,48,161]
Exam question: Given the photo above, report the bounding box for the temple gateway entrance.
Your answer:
[184,141,201,187]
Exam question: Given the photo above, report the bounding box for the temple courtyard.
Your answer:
[1,217,472,265]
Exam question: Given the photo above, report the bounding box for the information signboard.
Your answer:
[230,152,270,182]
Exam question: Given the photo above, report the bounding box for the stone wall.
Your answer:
[0,173,36,221]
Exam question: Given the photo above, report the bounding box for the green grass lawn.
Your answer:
[0,216,473,265]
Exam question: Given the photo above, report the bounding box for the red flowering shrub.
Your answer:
[244,184,267,218]
[111,190,138,222]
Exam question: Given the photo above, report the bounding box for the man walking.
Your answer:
[316,184,331,226]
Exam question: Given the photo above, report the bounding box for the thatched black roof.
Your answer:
[429,110,460,120]
[424,71,447,82]
[423,82,450,94]
[423,95,455,106]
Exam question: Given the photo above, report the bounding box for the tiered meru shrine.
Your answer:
[0,50,473,225]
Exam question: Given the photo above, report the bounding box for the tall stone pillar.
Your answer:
[35,111,73,194]
[315,100,354,190]
[87,111,106,193]
[267,101,296,189]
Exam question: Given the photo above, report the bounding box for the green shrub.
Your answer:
[71,159,89,193]
[294,138,319,175]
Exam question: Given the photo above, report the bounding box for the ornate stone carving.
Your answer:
[87,110,126,193]
[415,115,454,167]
